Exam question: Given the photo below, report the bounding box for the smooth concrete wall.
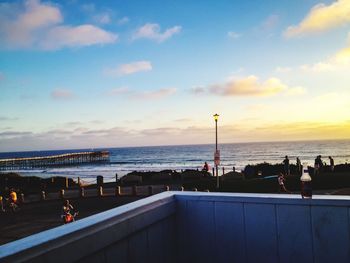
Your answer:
[0,192,177,263]
[175,192,350,263]
[2,192,350,263]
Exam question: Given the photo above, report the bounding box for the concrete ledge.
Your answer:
[0,192,176,263]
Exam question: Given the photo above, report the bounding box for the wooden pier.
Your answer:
[0,151,109,170]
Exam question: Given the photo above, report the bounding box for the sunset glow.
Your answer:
[1,0,350,151]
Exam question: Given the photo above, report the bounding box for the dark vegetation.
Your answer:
[0,172,77,195]
[2,162,350,196]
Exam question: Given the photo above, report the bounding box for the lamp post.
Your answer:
[213,114,220,188]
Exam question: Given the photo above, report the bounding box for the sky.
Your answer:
[1,0,350,151]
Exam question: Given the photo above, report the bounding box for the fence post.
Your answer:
[80,187,85,198]
[98,186,103,197]
[222,167,225,175]
[60,189,65,199]
[41,191,46,201]
[148,186,153,196]
[115,186,121,196]
[65,177,69,189]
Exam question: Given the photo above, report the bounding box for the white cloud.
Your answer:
[0,0,118,50]
[259,14,280,32]
[300,42,350,72]
[105,61,152,77]
[131,88,177,100]
[284,0,350,37]
[41,25,117,50]
[132,23,181,42]
[117,16,129,25]
[93,13,111,25]
[193,75,305,97]
[227,31,241,39]
[107,87,130,96]
[51,89,75,100]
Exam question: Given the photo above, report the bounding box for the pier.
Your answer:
[0,151,109,170]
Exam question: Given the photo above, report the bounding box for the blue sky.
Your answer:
[1,0,350,151]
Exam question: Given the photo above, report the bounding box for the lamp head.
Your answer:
[213,113,219,121]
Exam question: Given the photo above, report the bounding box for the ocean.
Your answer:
[0,140,349,184]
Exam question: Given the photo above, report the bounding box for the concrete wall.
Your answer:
[0,192,177,263]
[1,192,350,263]
[176,192,350,263]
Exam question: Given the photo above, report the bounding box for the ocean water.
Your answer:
[0,140,349,184]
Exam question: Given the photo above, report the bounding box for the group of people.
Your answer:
[279,154,336,194]
[0,189,19,213]
[314,155,334,175]
[1,188,77,224]
[283,155,335,176]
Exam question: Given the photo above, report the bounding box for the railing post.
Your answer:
[60,189,65,199]
[80,187,85,198]
[115,186,121,196]
[41,191,46,201]
[180,186,184,191]
[222,167,225,175]
[165,185,170,191]
[98,186,103,197]
[212,167,215,176]
[65,177,69,189]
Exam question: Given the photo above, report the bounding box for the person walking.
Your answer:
[278,173,290,193]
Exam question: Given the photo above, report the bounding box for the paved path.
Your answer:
[0,196,141,245]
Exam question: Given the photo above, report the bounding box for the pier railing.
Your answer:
[0,151,109,170]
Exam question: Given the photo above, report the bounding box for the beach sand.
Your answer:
[0,196,141,245]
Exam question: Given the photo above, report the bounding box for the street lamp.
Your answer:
[213,113,220,188]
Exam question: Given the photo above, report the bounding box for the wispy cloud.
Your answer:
[192,75,305,97]
[106,87,130,96]
[117,16,129,25]
[260,14,280,32]
[105,61,152,77]
[300,38,350,72]
[254,14,280,37]
[132,23,181,42]
[284,0,350,38]
[227,31,241,39]
[131,88,176,100]
[93,13,111,25]
[0,116,19,121]
[275,67,292,73]
[51,88,75,100]
[0,0,118,50]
